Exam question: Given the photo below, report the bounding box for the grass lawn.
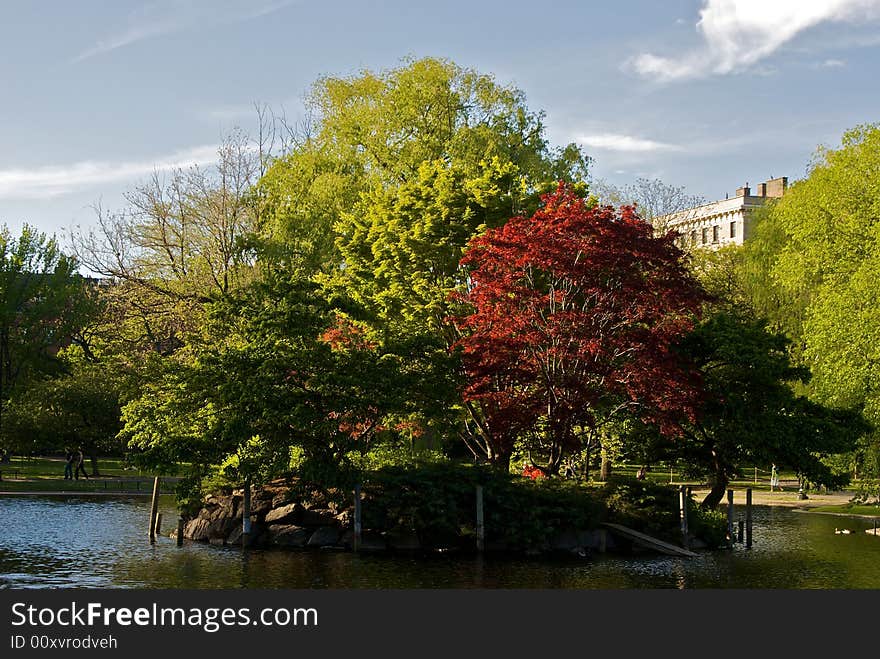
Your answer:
[808,503,880,517]
[0,456,179,494]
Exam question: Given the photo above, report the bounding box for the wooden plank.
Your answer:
[601,522,699,558]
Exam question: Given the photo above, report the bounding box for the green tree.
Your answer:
[743,124,880,482]
[2,352,124,473]
[0,225,82,439]
[632,312,868,508]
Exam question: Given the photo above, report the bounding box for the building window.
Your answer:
[701,228,708,245]
[691,230,698,246]
[730,221,736,239]
[712,225,719,243]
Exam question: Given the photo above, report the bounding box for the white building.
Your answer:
[655,177,788,249]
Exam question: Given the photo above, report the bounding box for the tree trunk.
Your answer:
[489,450,511,473]
[599,449,612,482]
[701,474,729,509]
[89,454,100,477]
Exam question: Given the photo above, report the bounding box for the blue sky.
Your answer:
[2,0,880,238]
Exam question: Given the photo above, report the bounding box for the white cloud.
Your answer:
[576,133,682,153]
[819,58,848,67]
[71,0,297,63]
[0,145,219,200]
[632,0,880,82]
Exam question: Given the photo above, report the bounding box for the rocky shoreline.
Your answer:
[173,479,621,555]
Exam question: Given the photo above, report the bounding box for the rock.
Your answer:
[307,527,341,547]
[300,508,338,527]
[361,531,388,551]
[268,524,310,548]
[251,498,273,518]
[185,517,212,541]
[272,493,293,509]
[207,517,238,541]
[226,526,243,546]
[265,502,304,525]
[385,528,420,551]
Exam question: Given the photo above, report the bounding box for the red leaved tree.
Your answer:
[453,184,705,473]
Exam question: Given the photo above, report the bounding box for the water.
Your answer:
[1,495,878,588]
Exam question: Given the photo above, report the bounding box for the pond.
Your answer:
[1,495,878,588]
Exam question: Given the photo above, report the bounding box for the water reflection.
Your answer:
[1,496,878,589]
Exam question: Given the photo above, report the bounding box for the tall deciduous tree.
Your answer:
[631,311,868,508]
[590,177,705,232]
[453,185,705,472]
[743,123,880,481]
[0,225,82,438]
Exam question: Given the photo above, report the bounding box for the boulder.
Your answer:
[184,517,212,541]
[307,527,341,547]
[300,508,338,527]
[250,497,273,518]
[226,526,243,546]
[268,524,310,548]
[385,528,421,551]
[265,502,304,525]
[271,493,293,509]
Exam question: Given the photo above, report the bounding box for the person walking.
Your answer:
[770,463,780,492]
[74,448,89,480]
[64,449,74,480]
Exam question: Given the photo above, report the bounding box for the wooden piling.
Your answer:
[154,513,162,537]
[176,518,185,547]
[679,485,689,550]
[148,476,160,544]
[353,484,362,552]
[476,485,485,552]
[746,488,753,549]
[738,519,744,544]
[727,489,734,542]
[242,477,252,549]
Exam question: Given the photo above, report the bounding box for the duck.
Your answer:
[834,528,852,535]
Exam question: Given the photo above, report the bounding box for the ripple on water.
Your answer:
[2,496,879,589]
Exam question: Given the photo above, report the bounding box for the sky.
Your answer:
[2,0,880,239]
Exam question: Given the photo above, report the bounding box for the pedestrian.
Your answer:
[636,466,647,481]
[74,448,89,480]
[770,463,780,492]
[64,449,74,480]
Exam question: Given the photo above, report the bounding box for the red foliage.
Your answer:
[453,184,705,469]
[521,464,545,480]
[319,314,377,352]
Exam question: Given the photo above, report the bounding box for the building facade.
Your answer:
[655,176,787,249]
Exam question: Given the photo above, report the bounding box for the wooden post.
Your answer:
[679,485,689,550]
[176,517,185,547]
[754,467,758,484]
[727,489,734,543]
[153,513,163,538]
[669,465,674,484]
[738,519,744,544]
[746,488,753,549]
[353,484,362,552]
[242,477,252,549]
[148,476,160,544]
[476,485,485,552]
